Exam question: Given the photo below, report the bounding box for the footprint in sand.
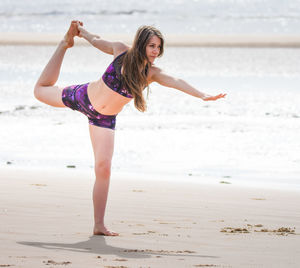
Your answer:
[220,227,250,233]
[221,225,296,235]
[104,266,128,268]
[133,231,167,236]
[123,249,196,254]
[158,233,169,236]
[254,227,296,235]
[193,265,219,267]
[43,260,71,265]
[135,230,157,235]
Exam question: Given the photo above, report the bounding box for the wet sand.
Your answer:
[0,167,299,268]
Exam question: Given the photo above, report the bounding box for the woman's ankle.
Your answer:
[59,39,69,50]
[94,222,105,226]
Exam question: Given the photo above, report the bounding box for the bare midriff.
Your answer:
[87,78,132,115]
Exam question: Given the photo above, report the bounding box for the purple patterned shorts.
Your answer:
[62,83,116,130]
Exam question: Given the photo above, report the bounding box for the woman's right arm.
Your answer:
[77,22,129,55]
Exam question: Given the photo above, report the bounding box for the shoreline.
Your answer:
[1,165,299,193]
[0,167,299,267]
[1,32,300,47]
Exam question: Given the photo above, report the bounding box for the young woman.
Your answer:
[34,20,226,236]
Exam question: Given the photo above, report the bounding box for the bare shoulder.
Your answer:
[148,65,162,75]
[113,42,131,58]
[147,65,163,83]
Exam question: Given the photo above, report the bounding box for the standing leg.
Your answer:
[34,20,79,107]
[89,124,119,236]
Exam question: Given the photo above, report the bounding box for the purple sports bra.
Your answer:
[102,51,133,98]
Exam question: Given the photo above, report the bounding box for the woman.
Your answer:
[34,21,226,236]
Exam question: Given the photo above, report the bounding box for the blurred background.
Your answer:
[0,0,299,190]
[1,0,300,34]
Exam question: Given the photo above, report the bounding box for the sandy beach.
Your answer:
[0,167,299,268]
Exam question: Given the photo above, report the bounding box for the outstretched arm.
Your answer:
[77,22,129,55]
[151,67,226,101]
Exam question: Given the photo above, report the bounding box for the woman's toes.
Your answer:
[93,226,119,236]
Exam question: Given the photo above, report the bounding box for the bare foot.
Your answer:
[93,224,119,236]
[63,20,79,49]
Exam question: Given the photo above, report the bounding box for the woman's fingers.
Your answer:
[203,93,227,101]
[214,93,226,99]
[218,93,226,99]
[75,21,84,37]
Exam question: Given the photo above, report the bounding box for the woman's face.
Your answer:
[146,35,161,64]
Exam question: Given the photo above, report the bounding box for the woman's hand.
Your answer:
[76,21,84,38]
[202,93,227,101]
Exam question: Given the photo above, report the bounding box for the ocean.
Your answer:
[0,0,299,190]
[1,0,300,34]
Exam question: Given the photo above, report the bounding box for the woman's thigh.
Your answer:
[89,124,115,163]
[34,85,66,108]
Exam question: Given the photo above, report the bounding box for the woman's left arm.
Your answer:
[151,67,226,101]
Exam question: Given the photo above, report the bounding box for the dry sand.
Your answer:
[0,167,299,268]
[1,33,300,47]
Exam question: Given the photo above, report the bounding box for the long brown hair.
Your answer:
[122,25,164,112]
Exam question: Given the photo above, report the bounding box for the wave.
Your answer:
[203,14,300,20]
[0,9,149,17]
[0,10,299,20]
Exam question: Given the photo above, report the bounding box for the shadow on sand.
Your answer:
[18,235,219,259]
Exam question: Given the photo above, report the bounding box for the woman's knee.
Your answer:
[34,85,48,103]
[34,85,42,101]
[94,159,112,178]
[33,85,65,107]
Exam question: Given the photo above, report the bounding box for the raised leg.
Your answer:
[89,124,119,236]
[34,21,79,107]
